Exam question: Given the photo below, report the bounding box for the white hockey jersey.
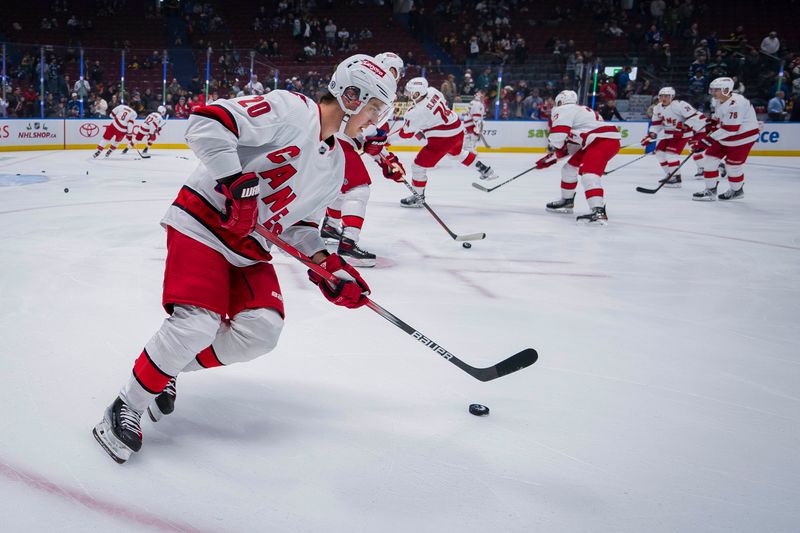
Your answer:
[548,104,621,149]
[397,88,463,139]
[139,112,166,137]
[463,98,485,133]
[110,104,136,132]
[709,94,760,147]
[650,100,707,139]
[161,91,345,267]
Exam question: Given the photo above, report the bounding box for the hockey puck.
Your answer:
[64,187,69,193]
[468,403,489,416]
[462,242,472,249]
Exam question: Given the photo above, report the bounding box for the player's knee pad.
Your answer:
[411,163,428,182]
[219,308,284,365]
[341,184,370,207]
[655,149,668,165]
[561,162,579,183]
[580,172,602,191]
[701,154,720,169]
[147,305,222,374]
[724,163,744,177]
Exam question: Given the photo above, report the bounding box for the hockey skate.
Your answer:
[663,174,682,188]
[400,191,425,208]
[338,237,376,268]
[694,168,704,180]
[576,206,608,225]
[718,187,744,201]
[692,185,718,201]
[104,149,113,158]
[320,217,343,242]
[476,161,499,181]
[121,147,129,155]
[147,378,177,423]
[546,195,575,214]
[92,150,101,159]
[142,147,149,155]
[92,396,143,464]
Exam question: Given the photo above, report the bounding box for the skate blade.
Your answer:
[479,174,500,181]
[399,203,424,208]
[692,195,716,202]
[147,405,164,423]
[576,217,608,226]
[546,207,573,214]
[92,421,133,464]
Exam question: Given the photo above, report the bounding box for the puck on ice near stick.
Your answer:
[462,242,472,249]
[64,188,69,193]
[469,403,489,416]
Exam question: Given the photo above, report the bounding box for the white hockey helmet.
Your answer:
[709,77,734,98]
[404,77,429,100]
[375,52,405,81]
[328,54,397,116]
[658,86,676,98]
[157,105,167,117]
[554,90,577,107]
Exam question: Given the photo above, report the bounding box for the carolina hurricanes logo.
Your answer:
[79,123,99,138]
[361,60,386,78]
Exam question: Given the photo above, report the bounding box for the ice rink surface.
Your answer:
[1,148,798,532]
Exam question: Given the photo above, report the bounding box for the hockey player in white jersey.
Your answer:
[394,77,498,207]
[92,55,397,464]
[462,90,486,151]
[691,77,760,201]
[93,104,136,158]
[641,87,707,188]
[122,105,167,156]
[536,90,621,225]
[320,52,406,267]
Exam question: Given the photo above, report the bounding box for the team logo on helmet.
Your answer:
[360,59,387,78]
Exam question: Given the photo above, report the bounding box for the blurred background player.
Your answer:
[691,77,759,201]
[92,55,396,464]
[394,77,497,207]
[537,90,621,225]
[122,106,167,157]
[640,87,707,188]
[462,89,486,152]
[93,103,136,158]
[320,52,405,267]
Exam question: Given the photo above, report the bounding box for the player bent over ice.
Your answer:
[92,55,397,464]
[394,77,498,208]
[122,106,167,156]
[93,104,136,158]
[536,90,621,225]
[690,77,759,202]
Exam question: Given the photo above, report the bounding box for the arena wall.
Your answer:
[0,118,797,155]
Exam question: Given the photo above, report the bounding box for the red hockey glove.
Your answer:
[465,124,476,135]
[640,132,657,146]
[380,152,406,182]
[215,171,260,237]
[308,254,370,308]
[691,134,713,153]
[535,152,559,169]
[363,129,389,156]
[705,118,720,134]
[415,132,425,140]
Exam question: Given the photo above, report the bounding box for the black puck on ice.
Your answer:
[469,403,489,416]
[462,242,472,249]
[64,187,69,193]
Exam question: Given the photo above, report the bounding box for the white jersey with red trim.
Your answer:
[139,112,166,137]
[397,88,463,139]
[463,98,485,133]
[709,94,760,147]
[161,90,345,268]
[650,100,707,139]
[548,103,621,149]
[110,104,136,132]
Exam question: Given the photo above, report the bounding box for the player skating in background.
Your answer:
[92,55,396,464]
[462,89,486,152]
[122,106,167,157]
[641,87,707,188]
[320,52,406,267]
[691,77,759,201]
[93,104,136,158]
[394,77,498,207]
[537,90,621,225]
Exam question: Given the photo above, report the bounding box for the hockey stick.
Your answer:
[472,166,536,193]
[399,177,486,242]
[134,146,151,159]
[479,132,492,149]
[253,225,537,381]
[604,152,650,175]
[635,152,694,194]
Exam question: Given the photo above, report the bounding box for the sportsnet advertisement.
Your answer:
[1,118,799,155]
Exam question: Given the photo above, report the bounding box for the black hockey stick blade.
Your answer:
[635,185,660,194]
[468,348,538,382]
[472,182,491,192]
[635,152,693,195]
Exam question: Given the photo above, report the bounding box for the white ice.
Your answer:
[0,149,798,532]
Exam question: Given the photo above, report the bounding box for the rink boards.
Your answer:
[0,117,797,155]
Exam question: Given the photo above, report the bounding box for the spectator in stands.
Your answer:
[337,27,350,50]
[760,31,780,56]
[324,19,337,47]
[73,77,90,102]
[67,93,81,117]
[167,78,182,97]
[768,91,787,122]
[599,76,618,102]
[175,95,190,118]
[628,23,645,56]
[303,42,318,59]
[650,0,666,22]
[616,66,632,95]
[89,60,104,86]
[477,68,492,92]
[687,68,708,109]
[646,24,663,46]
[246,74,265,95]
[441,74,457,105]
[462,72,476,95]
[598,99,625,121]
[467,36,480,66]
[790,94,800,122]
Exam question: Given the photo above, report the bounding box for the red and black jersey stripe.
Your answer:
[192,104,240,138]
